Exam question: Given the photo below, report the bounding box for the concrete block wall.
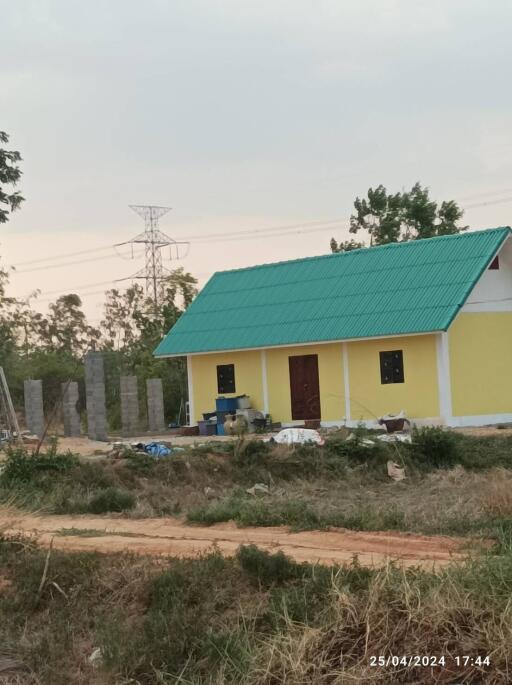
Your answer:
[23,379,45,438]
[84,352,108,441]
[120,375,139,436]
[62,381,81,437]
[146,378,165,432]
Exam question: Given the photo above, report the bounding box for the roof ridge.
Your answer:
[212,226,511,277]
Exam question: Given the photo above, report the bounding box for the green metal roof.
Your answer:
[154,227,511,356]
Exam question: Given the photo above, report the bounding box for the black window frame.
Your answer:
[379,350,404,385]
[217,364,236,394]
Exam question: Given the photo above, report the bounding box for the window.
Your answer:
[489,255,500,270]
[217,364,235,394]
[380,350,404,384]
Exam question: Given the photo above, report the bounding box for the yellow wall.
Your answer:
[347,335,439,421]
[449,312,512,416]
[190,350,263,423]
[266,343,344,423]
[190,335,442,424]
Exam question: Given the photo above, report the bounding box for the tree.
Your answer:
[38,294,101,355]
[100,268,198,427]
[0,131,24,223]
[330,182,467,251]
[329,238,366,254]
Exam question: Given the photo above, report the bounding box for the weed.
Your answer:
[0,448,78,486]
[408,426,459,469]
[56,527,107,537]
[237,544,302,584]
[87,487,135,514]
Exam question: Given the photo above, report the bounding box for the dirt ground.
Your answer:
[33,424,512,457]
[41,434,236,457]
[0,507,472,569]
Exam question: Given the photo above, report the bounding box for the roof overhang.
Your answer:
[155,329,443,358]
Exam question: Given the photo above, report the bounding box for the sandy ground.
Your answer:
[21,425,512,457]
[41,434,236,457]
[0,508,471,569]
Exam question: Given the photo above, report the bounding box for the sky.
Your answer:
[1,0,512,322]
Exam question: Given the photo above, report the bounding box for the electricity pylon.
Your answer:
[116,205,189,305]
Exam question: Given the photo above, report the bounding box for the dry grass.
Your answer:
[479,468,512,517]
[1,537,512,684]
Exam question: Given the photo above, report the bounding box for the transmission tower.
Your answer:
[116,205,189,304]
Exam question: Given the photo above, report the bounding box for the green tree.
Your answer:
[330,182,467,251]
[100,268,198,427]
[0,131,24,223]
[38,294,101,355]
[329,238,366,254]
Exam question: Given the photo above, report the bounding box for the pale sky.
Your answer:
[1,0,512,322]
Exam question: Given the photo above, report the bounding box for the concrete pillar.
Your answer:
[23,379,44,438]
[62,381,81,437]
[84,352,108,441]
[146,378,165,432]
[120,376,139,436]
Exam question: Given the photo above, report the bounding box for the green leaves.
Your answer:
[330,182,468,251]
[0,130,24,224]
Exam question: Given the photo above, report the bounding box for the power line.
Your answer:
[8,218,345,271]
[14,248,145,274]
[13,243,116,267]
[457,187,512,202]
[191,222,347,244]
[463,196,512,209]
[177,218,346,242]
[25,280,114,298]
[6,194,511,278]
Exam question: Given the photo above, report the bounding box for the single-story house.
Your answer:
[154,226,512,428]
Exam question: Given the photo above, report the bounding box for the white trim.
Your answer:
[447,413,512,428]
[318,417,444,429]
[436,332,453,424]
[157,330,437,358]
[459,233,512,314]
[342,342,351,424]
[261,349,269,415]
[186,355,196,426]
[283,414,512,429]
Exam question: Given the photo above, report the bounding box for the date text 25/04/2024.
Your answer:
[369,655,491,668]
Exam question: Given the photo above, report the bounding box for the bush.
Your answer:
[87,487,136,514]
[233,438,271,466]
[0,448,78,486]
[409,427,459,469]
[324,435,390,468]
[237,544,302,584]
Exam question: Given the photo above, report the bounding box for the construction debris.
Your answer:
[379,410,411,433]
[271,428,325,446]
[387,460,406,481]
[246,483,270,496]
[377,432,412,444]
[346,433,376,447]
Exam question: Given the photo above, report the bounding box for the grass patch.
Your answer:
[1,539,512,683]
[1,433,512,539]
[87,487,135,514]
[56,527,108,537]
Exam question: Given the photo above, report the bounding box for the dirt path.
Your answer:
[0,508,474,569]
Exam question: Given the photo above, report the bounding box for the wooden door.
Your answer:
[288,354,321,420]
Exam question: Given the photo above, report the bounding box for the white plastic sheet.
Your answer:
[272,428,325,446]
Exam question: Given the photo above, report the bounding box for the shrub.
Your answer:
[234,438,271,466]
[324,435,390,467]
[409,427,459,469]
[87,487,135,514]
[0,448,78,486]
[237,544,302,584]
